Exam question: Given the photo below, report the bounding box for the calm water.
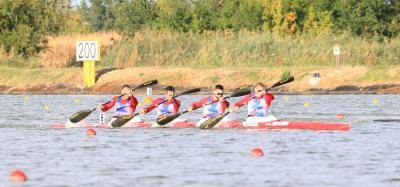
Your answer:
[0,94,399,187]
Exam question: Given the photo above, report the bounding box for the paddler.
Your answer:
[98,84,141,123]
[232,82,276,124]
[140,86,185,124]
[188,84,230,126]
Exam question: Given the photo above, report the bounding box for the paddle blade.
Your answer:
[156,113,181,125]
[132,80,158,91]
[199,113,228,129]
[69,109,95,123]
[269,76,295,90]
[177,88,201,96]
[111,115,134,128]
[230,85,252,97]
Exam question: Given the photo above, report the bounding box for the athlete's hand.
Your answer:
[98,104,104,110]
[188,106,194,112]
[140,109,146,114]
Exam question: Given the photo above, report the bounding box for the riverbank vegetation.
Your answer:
[0,0,399,85]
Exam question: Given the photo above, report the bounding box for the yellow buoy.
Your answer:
[373,99,380,104]
[143,97,153,104]
[304,102,311,107]
[74,99,80,104]
[137,102,142,107]
[23,95,29,101]
[284,96,289,101]
[43,104,50,112]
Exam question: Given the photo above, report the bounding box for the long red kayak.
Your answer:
[50,120,350,131]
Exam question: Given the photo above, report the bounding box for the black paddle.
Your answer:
[156,85,252,125]
[111,88,201,128]
[199,76,295,129]
[68,80,158,123]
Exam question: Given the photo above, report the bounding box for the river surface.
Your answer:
[0,94,399,187]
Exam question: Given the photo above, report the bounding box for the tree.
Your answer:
[332,0,394,36]
[303,6,332,35]
[79,0,116,31]
[113,0,156,36]
[262,0,299,35]
[192,0,221,32]
[0,0,67,57]
[154,0,193,32]
[219,0,264,32]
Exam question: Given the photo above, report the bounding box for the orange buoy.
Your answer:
[86,128,96,136]
[336,113,345,119]
[250,148,264,157]
[10,170,27,182]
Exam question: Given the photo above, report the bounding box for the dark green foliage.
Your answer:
[0,0,67,57]
[113,0,156,36]
[1,0,399,61]
[79,0,116,31]
[332,0,397,37]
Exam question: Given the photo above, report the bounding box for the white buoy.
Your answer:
[146,87,153,96]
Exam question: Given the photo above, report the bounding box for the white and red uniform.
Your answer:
[144,98,180,118]
[102,96,138,117]
[191,96,229,118]
[234,92,277,125]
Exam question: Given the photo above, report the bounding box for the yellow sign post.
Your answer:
[76,40,100,87]
[83,60,96,87]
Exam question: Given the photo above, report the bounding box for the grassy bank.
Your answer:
[1,65,399,94]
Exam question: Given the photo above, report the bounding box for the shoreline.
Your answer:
[1,66,399,95]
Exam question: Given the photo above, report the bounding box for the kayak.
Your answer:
[50,120,350,131]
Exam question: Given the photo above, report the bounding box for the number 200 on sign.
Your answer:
[76,41,99,61]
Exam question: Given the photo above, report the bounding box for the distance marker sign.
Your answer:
[76,40,100,61]
[76,40,100,87]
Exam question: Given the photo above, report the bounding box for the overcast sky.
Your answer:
[71,0,80,7]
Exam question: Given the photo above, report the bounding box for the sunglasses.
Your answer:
[216,92,224,96]
[255,89,264,93]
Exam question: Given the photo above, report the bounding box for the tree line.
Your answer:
[1,0,399,57]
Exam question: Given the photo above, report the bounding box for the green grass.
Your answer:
[100,29,400,68]
[357,65,400,82]
[0,67,81,86]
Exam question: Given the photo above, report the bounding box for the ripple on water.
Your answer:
[0,95,400,186]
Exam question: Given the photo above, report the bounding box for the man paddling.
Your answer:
[188,84,230,126]
[141,86,185,124]
[232,82,276,124]
[99,84,140,123]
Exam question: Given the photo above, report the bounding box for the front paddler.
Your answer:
[140,86,185,124]
[188,84,230,126]
[98,84,140,124]
[232,82,276,124]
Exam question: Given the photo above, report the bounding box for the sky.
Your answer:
[71,0,80,7]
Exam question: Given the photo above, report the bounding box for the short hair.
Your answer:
[165,86,175,92]
[215,84,224,90]
[122,84,131,89]
[254,82,264,87]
